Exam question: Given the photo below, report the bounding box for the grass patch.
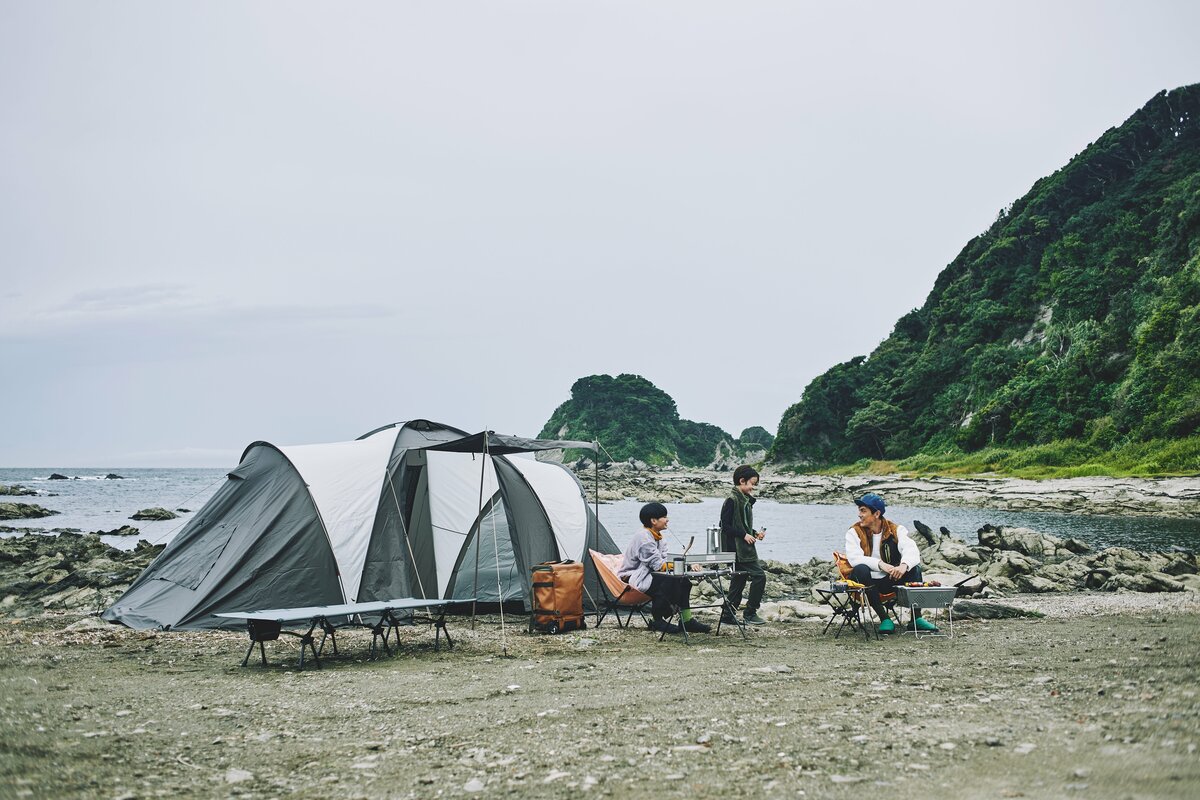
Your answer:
[792,436,1200,479]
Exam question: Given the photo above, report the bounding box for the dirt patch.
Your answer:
[2,603,1198,799]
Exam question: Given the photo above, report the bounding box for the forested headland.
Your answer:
[772,85,1200,478]
[538,374,772,468]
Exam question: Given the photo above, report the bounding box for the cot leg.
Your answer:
[241,640,256,667]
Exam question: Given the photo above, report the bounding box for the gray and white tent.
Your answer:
[103,420,618,630]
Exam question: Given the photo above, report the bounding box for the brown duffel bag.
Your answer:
[529,560,586,634]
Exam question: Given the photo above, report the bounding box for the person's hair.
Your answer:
[639,502,668,527]
[732,465,760,485]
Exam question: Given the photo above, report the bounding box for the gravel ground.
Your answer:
[2,596,1198,800]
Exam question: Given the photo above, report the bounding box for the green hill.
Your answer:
[539,374,773,467]
[772,85,1200,476]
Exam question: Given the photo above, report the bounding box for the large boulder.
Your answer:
[129,507,178,521]
[0,503,59,521]
[1160,555,1199,577]
[1086,547,1170,576]
[1175,574,1200,592]
[1014,574,1066,593]
[980,551,1040,578]
[1101,571,1186,593]
[0,485,37,497]
[1035,560,1091,587]
[977,525,1075,558]
[95,525,141,537]
[933,538,985,566]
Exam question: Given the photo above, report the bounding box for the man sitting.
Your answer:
[845,493,938,634]
[618,502,711,635]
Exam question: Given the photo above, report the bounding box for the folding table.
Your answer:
[815,583,876,640]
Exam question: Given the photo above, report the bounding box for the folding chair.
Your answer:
[588,549,652,629]
[832,551,903,630]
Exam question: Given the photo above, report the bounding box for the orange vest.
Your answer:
[851,518,897,557]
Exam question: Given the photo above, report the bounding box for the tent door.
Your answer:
[153,523,237,590]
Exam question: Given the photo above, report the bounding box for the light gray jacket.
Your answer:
[617,528,668,593]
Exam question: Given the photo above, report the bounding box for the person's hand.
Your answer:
[744,534,756,545]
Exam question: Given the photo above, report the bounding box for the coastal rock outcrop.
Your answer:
[0,532,164,618]
[0,484,37,497]
[914,521,1199,595]
[130,507,178,521]
[0,502,59,521]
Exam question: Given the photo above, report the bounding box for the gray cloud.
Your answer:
[2,1,1198,466]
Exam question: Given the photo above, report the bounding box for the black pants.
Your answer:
[647,573,691,619]
[849,563,924,620]
[727,540,766,614]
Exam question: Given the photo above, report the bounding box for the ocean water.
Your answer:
[3,468,1199,561]
[0,468,228,549]
[598,498,1200,563]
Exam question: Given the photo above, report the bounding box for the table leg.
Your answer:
[708,574,748,640]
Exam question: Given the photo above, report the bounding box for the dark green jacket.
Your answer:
[720,489,756,550]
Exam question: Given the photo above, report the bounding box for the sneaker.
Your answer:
[878,618,896,634]
[720,610,738,625]
[649,617,682,634]
[743,612,767,626]
[913,616,939,632]
[683,618,712,634]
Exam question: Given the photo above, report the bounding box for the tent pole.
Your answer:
[593,441,599,554]
[471,446,487,631]
[486,435,509,656]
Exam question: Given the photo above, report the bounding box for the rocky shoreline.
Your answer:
[2,505,1198,799]
[564,461,1200,518]
[3,515,1196,626]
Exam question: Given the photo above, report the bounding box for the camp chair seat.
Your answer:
[588,549,652,629]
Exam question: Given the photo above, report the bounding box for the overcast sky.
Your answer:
[2,2,1198,467]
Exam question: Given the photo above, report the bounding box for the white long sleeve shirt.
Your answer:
[845,523,921,579]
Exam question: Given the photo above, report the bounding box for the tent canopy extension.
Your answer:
[103,420,618,630]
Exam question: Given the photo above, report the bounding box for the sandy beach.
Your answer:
[3,471,1199,799]
[2,592,1199,800]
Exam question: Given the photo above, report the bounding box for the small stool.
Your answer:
[815,583,875,640]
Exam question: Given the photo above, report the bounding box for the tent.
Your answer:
[103,420,619,630]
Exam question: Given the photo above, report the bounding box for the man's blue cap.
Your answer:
[855,493,886,515]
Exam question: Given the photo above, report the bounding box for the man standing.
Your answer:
[720,465,768,626]
[846,493,938,634]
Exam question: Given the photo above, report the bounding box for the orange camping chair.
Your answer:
[833,551,902,627]
[588,549,653,629]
